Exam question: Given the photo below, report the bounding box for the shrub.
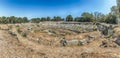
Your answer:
[93,26,97,31]
[8,25,12,29]
[34,29,40,33]
[48,30,56,34]
[77,41,83,46]
[17,28,22,34]
[108,34,113,38]
[21,32,27,37]
[16,25,19,28]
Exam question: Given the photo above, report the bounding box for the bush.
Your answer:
[49,30,56,34]
[21,32,27,37]
[16,25,19,28]
[8,25,12,29]
[77,41,83,46]
[105,14,117,24]
[17,28,22,34]
[108,34,113,38]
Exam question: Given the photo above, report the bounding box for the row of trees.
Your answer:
[28,11,119,24]
[0,12,117,24]
[0,16,29,24]
[30,11,117,24]
[31,16,64,23]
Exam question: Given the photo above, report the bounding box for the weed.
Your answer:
[21,32,27,37]
[77,41,83,46]
[17,28,22,34]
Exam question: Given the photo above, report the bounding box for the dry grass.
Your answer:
[0,23,119,58]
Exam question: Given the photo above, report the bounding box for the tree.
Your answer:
[105,13,117,24]
[52,16,57,21]
[30,18,41,23]
[93,12,106,22]
[66,15,73,21]
[111,6,118,15]
[0,16,6,24]
[17,17,23,23]
[23,17,28,23]
[74,17,80,22]
[46,16,51,21]
[61,18,64,21]
[81,12,94,22]
[93,12,100,22]
[9,16,16,24]
[116,0,120,24]
[41,17,46,21]
[52,16,63,21]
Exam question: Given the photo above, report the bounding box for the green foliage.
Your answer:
[105,13,117,24]
[41,17,47,21]
[46,16,51,21]
[108,34,113,38]
[23,17,29,23]
[16,25,19,28]
[51,16,64,21]
[21,32,27,37]
[66,15,73,21]
[93,12,106,22]
[0,16,28,24]
[77,41,83,46]
[17,28,27,37]
[81,12,94,22]
[30,18,41,23]
[50,30,56,34]
[75,12,94,22]
[17,28,22,34]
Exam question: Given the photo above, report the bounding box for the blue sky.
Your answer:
[0,0,117,18]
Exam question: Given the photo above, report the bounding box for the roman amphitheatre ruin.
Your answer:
[0,21,120,58]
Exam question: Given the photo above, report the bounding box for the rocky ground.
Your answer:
[0,22,120,58]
